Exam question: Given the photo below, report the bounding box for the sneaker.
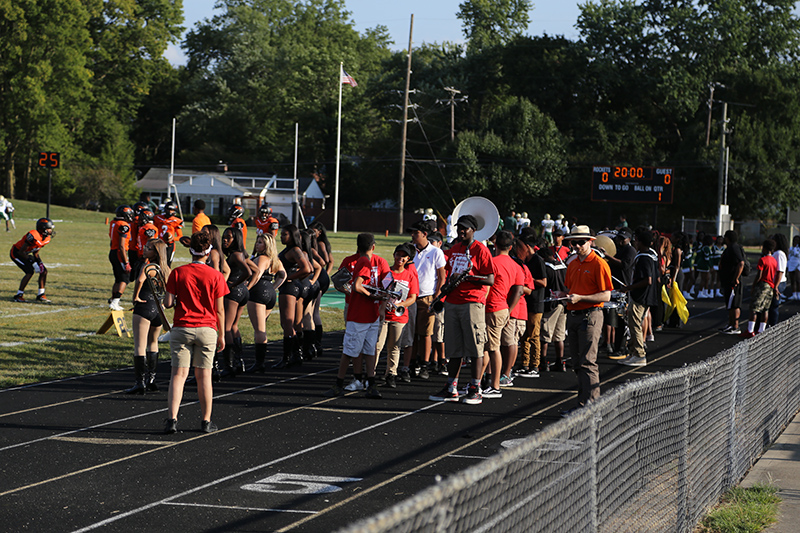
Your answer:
[724,328,742,335]
[365,384,382,399]
[12,294,25,303]
[438,361,449,375]
[514,367,538,378]
[739,330,755,339]
[462,384,483,405]
[163,418,177,434]
[398,368,412,383]
[109,299,123,311]
[35,294,52,303]
[682,291,694,301]
[715,289,723,297]
[645,334,655,342]
[605,343,614,355]
[429,385,460,402]
[344,379,365,391]
[719,325,735,333]
[201,420,218,433]
[482,386,503,399]
[418,365,430,380]
[619,355,647,367]
[385,374,397,388]
[608,352,628,360]
[499,375,515,387]
[324,384,345,397]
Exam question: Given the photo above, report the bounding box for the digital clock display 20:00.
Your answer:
[591,166,674,204]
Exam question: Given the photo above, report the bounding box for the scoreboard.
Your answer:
[591,166,674,204]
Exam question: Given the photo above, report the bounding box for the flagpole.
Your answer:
[334,62,343,233]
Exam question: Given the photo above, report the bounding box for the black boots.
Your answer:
[212,349,223,382]
[125,356,146,394]
[248,343,268,373]
[232,336,246,375]
[145,351,159,391]
[314,325,324,357]
[288,335,303,367]
[302,330,317,361]
[272,337,291,369]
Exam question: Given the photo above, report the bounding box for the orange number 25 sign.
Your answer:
[38,152,60,168]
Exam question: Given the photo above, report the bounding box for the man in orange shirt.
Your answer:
[191,200,211,235]
[561,225,613,414]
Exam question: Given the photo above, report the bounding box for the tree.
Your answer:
[456,0,532,53]
[445,96,566,214]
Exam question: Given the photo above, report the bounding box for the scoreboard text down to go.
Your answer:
[591,166,674,204]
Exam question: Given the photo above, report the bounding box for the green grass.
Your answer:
[698,484,781,533]
[0,200,409,388]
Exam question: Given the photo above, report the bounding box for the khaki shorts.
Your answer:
[540,305,567,343]
[433,308,445,343]
[170,327,217,369]
[501,317,526,347]
[415,295,436,337]
[484,309,510,352]
[343,319,381,357]
[444,301,486,360]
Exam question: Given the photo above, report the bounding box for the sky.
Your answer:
[165,1,583,66]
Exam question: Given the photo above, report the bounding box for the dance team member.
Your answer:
[220,227,261,376]
[274,224,313,368]
[163,231,228,434]
[247,233,286,372]
[201,224,231,279]
[10,217,55,303]
[310,221,334,356]
[126,239,171,394]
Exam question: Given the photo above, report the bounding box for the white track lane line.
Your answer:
[162,502,316,514]
[71,402,441,533]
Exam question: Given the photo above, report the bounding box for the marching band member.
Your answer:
[618,228,659,367]
[108,205,134,310]
[428,215,495,405]
[127,239,171,394]
[11,217,54,303]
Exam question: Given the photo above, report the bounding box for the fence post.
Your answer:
[590,412,600,532]
[677,370,691,532]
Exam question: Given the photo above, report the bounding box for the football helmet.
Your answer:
[258,204,272,220]
[162,200,177,218]
[36,217,55,236]
[116,205,134,223]
[133,201,148,214]
[139,209,154,225]
[229,204,244,222]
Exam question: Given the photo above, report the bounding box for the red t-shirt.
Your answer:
[757,255,778,288]
[486,254,524,312]
[511,261,533,320]
[166,263,230,329]
[550,245,570,263]
[339,253,361,304]
[346,254,390,323]
[443,240,495,305]
[381,267,419,324]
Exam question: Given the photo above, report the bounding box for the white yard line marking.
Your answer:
[52,437,167,446]
[0,305,93,320]
[162,502,316,514]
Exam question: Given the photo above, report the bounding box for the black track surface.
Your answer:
[1,295,796,532]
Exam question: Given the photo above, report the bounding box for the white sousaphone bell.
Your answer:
[451,196,501,242]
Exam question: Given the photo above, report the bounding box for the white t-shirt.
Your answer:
[788,245,800,272]
[773,250,787,286]
[413,243,446,297]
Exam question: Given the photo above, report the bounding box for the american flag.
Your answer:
[341,68,358,87]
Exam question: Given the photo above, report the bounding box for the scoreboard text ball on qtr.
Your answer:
[591,166,674,204]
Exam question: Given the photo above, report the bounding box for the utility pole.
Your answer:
[398,14,413,235]
[441,87,467,141]
[716,101,730,236]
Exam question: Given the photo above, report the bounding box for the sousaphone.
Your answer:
[451,196,500,242]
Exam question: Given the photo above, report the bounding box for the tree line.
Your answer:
[3,0,800,229]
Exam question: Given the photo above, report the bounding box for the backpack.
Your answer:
[739,245,752,277]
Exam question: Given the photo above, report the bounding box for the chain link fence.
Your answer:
[338,314,800,533]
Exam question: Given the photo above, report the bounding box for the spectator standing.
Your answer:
[768,233,788,326]
[719,230,747,335]
[741,240,778,338]
[618,229,659,367]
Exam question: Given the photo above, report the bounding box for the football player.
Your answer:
[254,204,279,238]
[109,205,134,310]
[155,200,183,266]
[133,209,158,275]
[229,203,248,249]
[10,218,54,303]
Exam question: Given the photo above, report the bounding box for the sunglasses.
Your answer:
[570,239,588,246]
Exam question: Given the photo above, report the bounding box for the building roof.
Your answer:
[136,168,323,198]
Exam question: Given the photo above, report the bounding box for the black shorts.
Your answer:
[299,279,312,301]
[109,250,132,283]
[10,250,35,276]
[225,282,249,305]
[250,278,277,309]
[723,284,743,310]
[133,300,163,327]
[318,269,330,294]
[279,279,302,298]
